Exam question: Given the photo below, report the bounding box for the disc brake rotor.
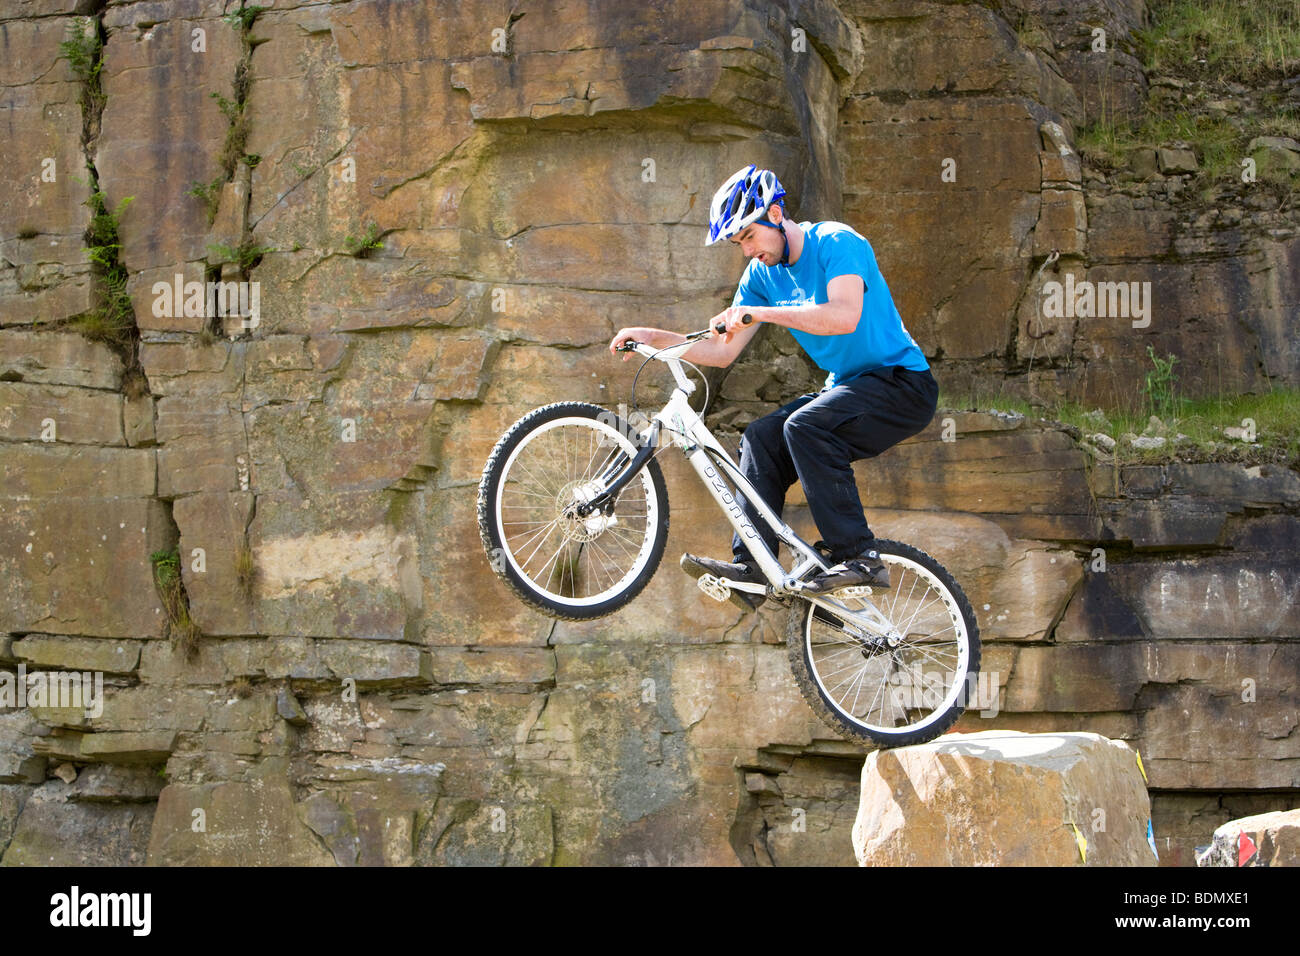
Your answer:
[556,480,616,542]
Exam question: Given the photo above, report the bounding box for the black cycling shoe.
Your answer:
[802,549,890,594]
[680,553,766,611]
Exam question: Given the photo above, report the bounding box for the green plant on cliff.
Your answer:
[939,386,1300,467]
[150,548,202,660]
[223,4,267,31]
[58,17,105,119]
[1076,1,1300,200]
[1138,0,1300,83]
[70,191,135,350]
[1076,111,1242,182]
[207,240,274,273]
[343,221,386,257]
[1142,346,1182,419]
[235,542,256,597]
[186,176,225,224]
[212,83,251,180]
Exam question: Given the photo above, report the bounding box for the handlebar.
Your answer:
[615,313,754,353]
[714,312,755,335]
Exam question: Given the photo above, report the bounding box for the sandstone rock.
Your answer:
[1130,148,1159,178]
[1157,147,1198,174]
[0,382,124,444]
[147,778,335,866]
[97,5,242,273]
[417,800,553,867]
[67,764,166,804]
[1090,432,1116,450]
[842,95,1043,362]
[0,444,155,498]
[80,731,178,764]
[0,711,47,784]
[1,780,153,866]
[1198,808,1300,867]
[0,16,94,327]
[1131,435,1165,450]
[173,492,256,636]
[854,415,1099,540]
[853,731,1157,866]
[0,785,31,859]
[123,393,155,447]
[0,496,173,638]
[11,635,142,675]
[276,685,309,726]
[1054,569,1147,643]
[427,647,555,686]
[0,331,123,390]
[1248,136,1300,174]
[250,492,421,641]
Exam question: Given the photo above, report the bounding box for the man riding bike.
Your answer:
[609,165,938,610]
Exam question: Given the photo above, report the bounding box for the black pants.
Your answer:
[730,365,939,565]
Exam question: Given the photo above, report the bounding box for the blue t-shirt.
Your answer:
[730,221,928,388]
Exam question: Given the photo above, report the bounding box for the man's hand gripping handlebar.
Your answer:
[613,313,754,356]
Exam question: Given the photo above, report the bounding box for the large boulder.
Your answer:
[1197,808,1300,867]
[853,730,1157,866]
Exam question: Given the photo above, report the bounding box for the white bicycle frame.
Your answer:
[619,338,902,644]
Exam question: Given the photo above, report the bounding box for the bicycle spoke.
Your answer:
[800,551,974,738]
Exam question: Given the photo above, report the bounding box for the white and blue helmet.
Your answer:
[706,165,786,245]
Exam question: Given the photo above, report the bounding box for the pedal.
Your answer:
[696,573,732,603]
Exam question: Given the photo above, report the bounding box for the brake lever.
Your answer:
[713,312,755,335]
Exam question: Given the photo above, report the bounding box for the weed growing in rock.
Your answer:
[231,676,254,699]
[122,368,150,400]
[1076,1,1300,201]
[1142,346,1182,419]
[186,176,225,225]
[235,543,256,596]
[343,221,386,257]
[150,549,202,660]
[223,4,267,31]
[207,240,273,273]
[212,85,250,180]
[58,17,105,126]
[1139,0,1300,83]
[70,191,135,350]
[939,387,1299,467]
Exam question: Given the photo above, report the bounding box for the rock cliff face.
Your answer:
[0,0,1296,865]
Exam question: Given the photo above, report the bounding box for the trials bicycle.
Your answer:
[477,315,981,747]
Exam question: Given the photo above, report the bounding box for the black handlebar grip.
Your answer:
[714,313,755,334]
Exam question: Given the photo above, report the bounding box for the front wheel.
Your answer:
[786,539,981,748]
[478,401,670,620]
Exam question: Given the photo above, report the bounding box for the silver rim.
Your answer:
[804,553,970,735]
[494,416,659,606]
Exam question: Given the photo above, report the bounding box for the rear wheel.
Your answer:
[478,401,669,620]
[786,539,981,748]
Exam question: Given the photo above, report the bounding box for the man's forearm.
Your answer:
[749,302,858,335]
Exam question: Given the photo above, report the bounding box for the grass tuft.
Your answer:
[150,549,202,660]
